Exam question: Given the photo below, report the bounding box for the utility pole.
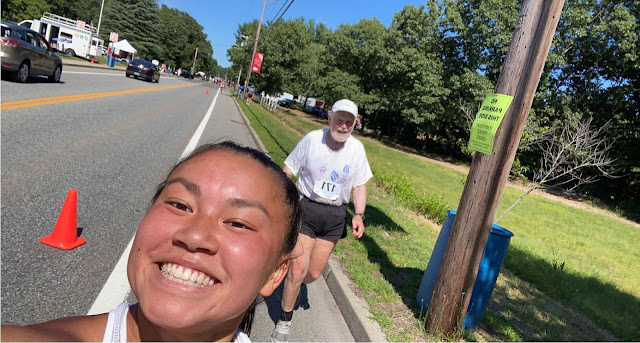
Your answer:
[192,47,198,74]
[424,0,564,338]
[96,0,105,36]
[242,0,272,102]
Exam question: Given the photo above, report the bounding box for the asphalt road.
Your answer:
[1,66,355,341]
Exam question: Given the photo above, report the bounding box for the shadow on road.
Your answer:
[263,282,309,324]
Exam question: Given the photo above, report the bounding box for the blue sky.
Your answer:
[158,0,427,68]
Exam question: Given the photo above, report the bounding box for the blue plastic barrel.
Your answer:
[416,210,514,331]
[416,210,456,311]
[107,56,115,67]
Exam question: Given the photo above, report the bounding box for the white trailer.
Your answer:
[19,12,104,59]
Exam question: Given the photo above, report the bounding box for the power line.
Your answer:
[264,0,279,22]
[262,0,295,37]
[269,0,290,24]
[273,0,295,23]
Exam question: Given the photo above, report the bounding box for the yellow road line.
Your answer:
[1,83,199,111]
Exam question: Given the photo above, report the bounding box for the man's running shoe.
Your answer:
[270,319,291,343]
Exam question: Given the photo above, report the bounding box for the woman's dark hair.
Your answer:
[150,141,302,335]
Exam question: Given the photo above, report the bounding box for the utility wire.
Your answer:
[262,0,295,37]
[273,0,294,23]
[269,0,290,24]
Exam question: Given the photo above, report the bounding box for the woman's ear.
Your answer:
[259,257,290,297]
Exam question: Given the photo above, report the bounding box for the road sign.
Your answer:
[109,32,118,42]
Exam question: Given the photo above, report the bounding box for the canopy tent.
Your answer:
[111,39,137,55]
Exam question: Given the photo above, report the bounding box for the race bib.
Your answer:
[313,179,341,201]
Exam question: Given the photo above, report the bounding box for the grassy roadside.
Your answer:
[235,96,639,341]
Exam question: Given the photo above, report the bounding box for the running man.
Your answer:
[271,99,373,342]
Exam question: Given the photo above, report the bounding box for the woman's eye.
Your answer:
[226,221,251,230]
[169,201,192,213]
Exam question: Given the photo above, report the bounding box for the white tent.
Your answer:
[112,39,137,55]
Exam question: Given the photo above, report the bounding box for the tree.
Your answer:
[47,0,101,24]
[497,116,617,222]
[1,0,50,22]
[379,4,448,144]
[99,0,161,59]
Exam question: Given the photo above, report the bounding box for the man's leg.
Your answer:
[272,233,315,343]
[303,238,338,284]
[272,236,338,342]
[282,233,315,312]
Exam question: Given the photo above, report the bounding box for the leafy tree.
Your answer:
[47,0,101,25]
[99,0,161,59]
[1,0,50,22]
[228,21,259,86]
[321,19,387,113]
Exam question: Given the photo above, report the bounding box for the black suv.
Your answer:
[125,58,160,83]
[278,99,295,108]
[181,70,194,79]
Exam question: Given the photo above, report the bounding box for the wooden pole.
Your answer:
[242,0,269,102]
[424,0,564,337]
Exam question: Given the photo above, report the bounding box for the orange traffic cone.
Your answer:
[90,57,94,64]
[214,84,217,89]
[206,89,209,95]
[41,189,86,250]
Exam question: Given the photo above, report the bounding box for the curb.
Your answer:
[324,255,387,342]
[233,95,387,342]
[62,59,126,71]
[231,94,269,153]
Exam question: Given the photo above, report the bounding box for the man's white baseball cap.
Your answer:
[331,99,358,119]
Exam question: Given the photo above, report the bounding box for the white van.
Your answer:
[19,12,104,60]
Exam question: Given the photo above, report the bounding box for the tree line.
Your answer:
[228,0,639,219]
[1,0,222,76]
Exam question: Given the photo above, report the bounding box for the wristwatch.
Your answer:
[354,212,366,220]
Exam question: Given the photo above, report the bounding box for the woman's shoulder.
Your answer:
[1,313,109,342]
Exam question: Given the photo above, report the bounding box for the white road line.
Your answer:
[180,87,221,159]
[87,87,221,315]
[62,71,124,76]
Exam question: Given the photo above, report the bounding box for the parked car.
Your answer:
[311,106,328,119]
[125,58,160,83]
[0,20,62,83]
[278,99,295,108]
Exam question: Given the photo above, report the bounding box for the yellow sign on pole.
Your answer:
[468,93,514,154]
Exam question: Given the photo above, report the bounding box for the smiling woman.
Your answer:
[0,141,302,342]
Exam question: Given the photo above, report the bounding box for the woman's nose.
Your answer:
[172,217,218,254]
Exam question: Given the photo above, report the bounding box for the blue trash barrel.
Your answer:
[463,223,513,330]
[416,210,514,331]
[107,56,115,67]
[416,210,456,311]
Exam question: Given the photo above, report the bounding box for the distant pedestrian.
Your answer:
[271,99,372,343]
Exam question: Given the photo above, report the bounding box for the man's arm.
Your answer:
[351,184,367,239]
[283,165,294,179]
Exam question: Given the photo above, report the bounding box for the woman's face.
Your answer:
[127,150,289,333]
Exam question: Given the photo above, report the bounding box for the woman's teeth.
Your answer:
[161,262,215,287]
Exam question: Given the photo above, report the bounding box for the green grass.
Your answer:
[59,54,112,66]
[236,98,640,341]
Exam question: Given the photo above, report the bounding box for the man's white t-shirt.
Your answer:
[285,129,373,206]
